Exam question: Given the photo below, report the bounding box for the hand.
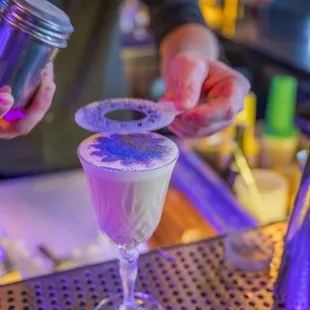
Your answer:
[0,63,56,139]
[159,24,250,138]
[163,52,250,138]
[0,86,14,119]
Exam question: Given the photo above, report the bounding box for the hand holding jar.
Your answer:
[0,63,55,139]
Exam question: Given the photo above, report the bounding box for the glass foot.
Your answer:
[94,292,163,310]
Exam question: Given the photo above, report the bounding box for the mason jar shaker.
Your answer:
[0,0,74,108]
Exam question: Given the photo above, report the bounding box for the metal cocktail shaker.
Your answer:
[0,0,74,108]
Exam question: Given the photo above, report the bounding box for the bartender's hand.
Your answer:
[160,24,250,138]
[0,86,14,119]
[0,63,56,139]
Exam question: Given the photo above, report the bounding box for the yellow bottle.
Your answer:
[233,92,259,168]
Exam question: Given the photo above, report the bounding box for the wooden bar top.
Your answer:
[149,187,217,249]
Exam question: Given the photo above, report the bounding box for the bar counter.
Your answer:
[150,188,216,248]
[0,222,285,309]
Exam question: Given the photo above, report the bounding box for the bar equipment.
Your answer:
[0,0,73,108]
[275,148,310,308]
[0,222,286,309]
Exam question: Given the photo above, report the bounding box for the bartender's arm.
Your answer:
[144,0,250,137]
[0,62,55,139]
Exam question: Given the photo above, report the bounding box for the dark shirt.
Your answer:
[144,0,206,44]
[0,0,205,177]
[273,0,310,16]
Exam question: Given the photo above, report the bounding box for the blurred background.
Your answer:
[0,0,309,284]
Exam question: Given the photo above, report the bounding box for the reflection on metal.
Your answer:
[275,148,310,308]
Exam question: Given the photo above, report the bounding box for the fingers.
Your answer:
[165,53,208,110]
[0,87,14,119]
[10,62,55,136]
[182,70,250,127]
[41,62,54,81]
[168,117,199,138]
[0,63,55,139]
[169,116,232,138]
[164,59,250,139]
[13,78,56,136]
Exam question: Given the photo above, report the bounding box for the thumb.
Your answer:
[0,87,14,119]
[171,55,208,110]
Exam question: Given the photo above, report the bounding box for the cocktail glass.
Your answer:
[78,132,179,310]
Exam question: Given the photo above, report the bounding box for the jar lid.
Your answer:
[2,0,74,48]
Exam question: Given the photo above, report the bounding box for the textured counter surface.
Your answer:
[0,223,285,310]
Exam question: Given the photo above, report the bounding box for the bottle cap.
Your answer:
[264,75,298,138]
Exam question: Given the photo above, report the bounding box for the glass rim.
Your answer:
[77,133,179,174]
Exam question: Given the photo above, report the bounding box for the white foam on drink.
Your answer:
[78,132,179,172]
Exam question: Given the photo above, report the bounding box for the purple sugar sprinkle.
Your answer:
[90,134,171,168]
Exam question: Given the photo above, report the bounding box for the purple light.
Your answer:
[3,108,26,121]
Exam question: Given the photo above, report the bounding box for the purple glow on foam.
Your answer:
[90,133,171,168]
[3,108,26,121]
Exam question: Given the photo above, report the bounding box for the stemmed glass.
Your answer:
[78,132,179,310]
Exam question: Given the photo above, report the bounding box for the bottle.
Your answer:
[261,75,298,169]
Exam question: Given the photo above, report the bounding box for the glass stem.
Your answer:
[118,245,139,309]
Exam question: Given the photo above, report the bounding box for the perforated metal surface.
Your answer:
[0,223,286,310]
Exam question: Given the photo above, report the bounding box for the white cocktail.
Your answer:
[78,132,179,310]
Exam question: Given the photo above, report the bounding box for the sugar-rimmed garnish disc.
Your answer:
[75,98,179,133]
